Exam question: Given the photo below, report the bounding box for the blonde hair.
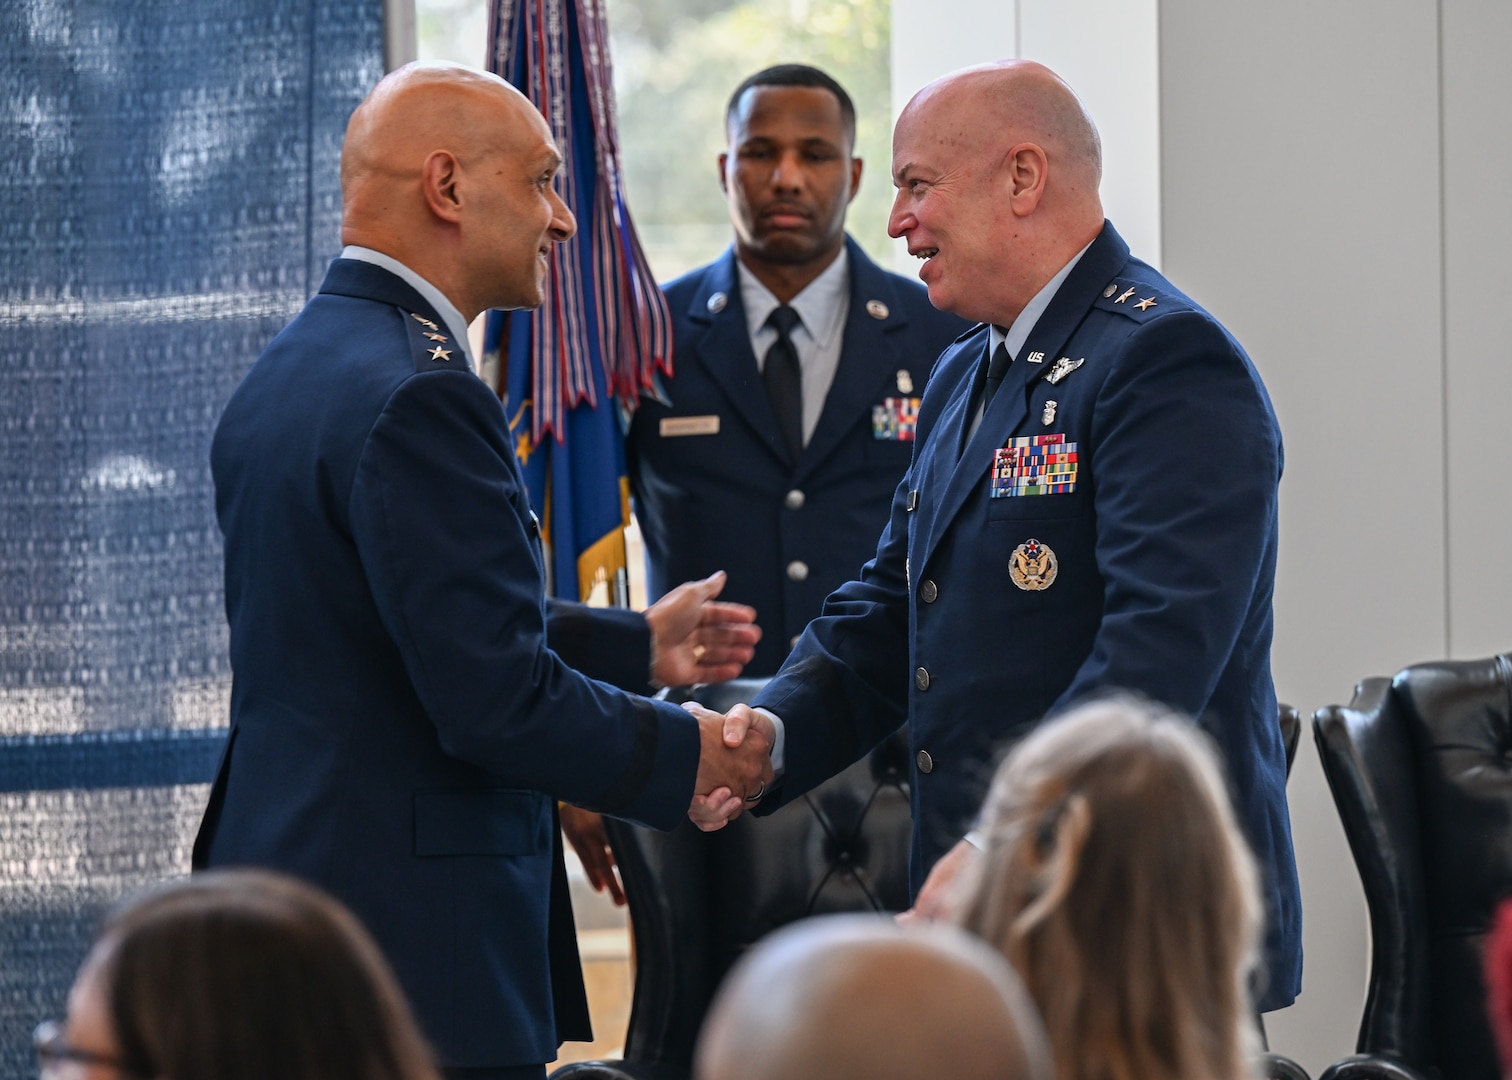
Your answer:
[955,697,1262,1080]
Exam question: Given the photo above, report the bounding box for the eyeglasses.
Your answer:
[32,1020,138,1079]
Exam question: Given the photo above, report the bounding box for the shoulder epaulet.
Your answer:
[1093,279,1177,322]
[403,310,459,370]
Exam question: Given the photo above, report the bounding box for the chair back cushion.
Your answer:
[1395,654,1512,1080]
[1315,677,1433,1065]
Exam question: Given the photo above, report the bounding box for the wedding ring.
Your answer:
[745,779,766,803]
[692,644,707,662]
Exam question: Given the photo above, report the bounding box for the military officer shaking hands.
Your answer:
[704,59,1304,1014]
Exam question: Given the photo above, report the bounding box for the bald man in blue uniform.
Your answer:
[714,60,1302,1011]
[195,63,769,1080]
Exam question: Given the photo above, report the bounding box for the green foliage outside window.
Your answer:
[417,0,893,282]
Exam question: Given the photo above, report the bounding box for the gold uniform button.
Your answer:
[916,750,934,774]
[914,666,930,691]
[786,560,809,582]
[919,579,938,603]
[784,489,806,510]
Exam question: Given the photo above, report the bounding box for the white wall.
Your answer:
[889,0,1160,270]
[1443,0,1512,659]
[888,0,1512,1073]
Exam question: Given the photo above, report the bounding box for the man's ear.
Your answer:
[421,150,465,223]
[1003,142,1048,218]
[717,152,729,195]
[847,156,863,204]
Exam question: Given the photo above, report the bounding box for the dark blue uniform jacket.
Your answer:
[629,237,968,674]
[195,259,702,1068]
[753,222,1303,1010]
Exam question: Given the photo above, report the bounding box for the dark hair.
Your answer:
[89,869,440,1080]
[724,64,856,144]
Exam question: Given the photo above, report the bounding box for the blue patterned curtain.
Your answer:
[0,1,382,1074]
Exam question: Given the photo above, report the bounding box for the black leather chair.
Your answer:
[553,677,911,1080]
[1281,701,1302,776]
[1313,653,1512,1080]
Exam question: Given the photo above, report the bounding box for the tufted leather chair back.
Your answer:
[554,678,911,1080]
[1314,653,1512,1080]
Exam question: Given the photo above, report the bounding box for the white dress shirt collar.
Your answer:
[990,238,1095,358]
[340,246,476,371]
[736,246,850,350]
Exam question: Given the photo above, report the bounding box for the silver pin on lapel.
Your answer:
[1042,400,1057,426]
[1045,357,1084,385]
[707,292,727,314]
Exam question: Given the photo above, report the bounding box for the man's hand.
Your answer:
[646,571,760,687]
[896,838,980,925]
[687,702,774,831]
[559,804,625,906]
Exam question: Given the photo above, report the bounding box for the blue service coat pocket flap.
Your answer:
[413,789,550,857]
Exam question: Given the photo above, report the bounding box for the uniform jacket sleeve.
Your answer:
[349,366,697,828]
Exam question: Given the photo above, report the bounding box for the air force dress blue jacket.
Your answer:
[751,222,1303,1010]
[195,259,703,1068]
[629,237,968,674]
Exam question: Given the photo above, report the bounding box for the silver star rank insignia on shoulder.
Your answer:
[410,313,440,331]
[428,345,453,362]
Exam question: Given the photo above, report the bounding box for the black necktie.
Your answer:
[764,305,803,460]
[982,340,1013,409]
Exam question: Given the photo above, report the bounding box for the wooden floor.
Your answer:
[553,858,635,1066]
[554,521,644,1067]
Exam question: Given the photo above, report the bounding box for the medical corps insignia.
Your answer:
[1009,538,1058,591]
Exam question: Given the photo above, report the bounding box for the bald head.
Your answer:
[695,916,1051,1080]
[340,62,575,320]
[903,61,1101,195]
[888,60,1103,325]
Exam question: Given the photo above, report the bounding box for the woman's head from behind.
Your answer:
[61,869,439,1080]
[956,696,1262,1080]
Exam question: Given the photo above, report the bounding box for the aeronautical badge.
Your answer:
[1009,538,1058,591]
[1045,357,1084,385]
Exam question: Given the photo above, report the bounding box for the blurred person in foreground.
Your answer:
[1485,897,1512,1076]
[706,58,1301,1010]
[956,698,1264,1080]
[196,61,770,1080]
[36,869,440,1080]
[694,913,1052,1080]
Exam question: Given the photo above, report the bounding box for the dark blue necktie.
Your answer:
[983,340,1013,408]
[764,305,803,461]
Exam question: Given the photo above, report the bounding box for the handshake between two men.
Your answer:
[632,571,778,834]
[684,702,777,831]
